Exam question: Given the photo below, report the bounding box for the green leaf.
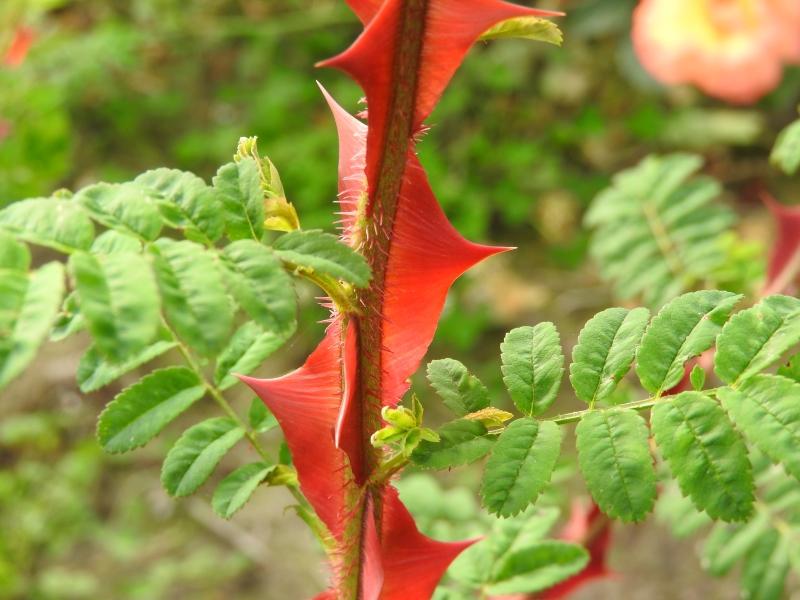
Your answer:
[777,353,800,382]
[411,419,494,470]
[0,263,65,389]
[74,182,162,241]
[150,239,233,356]
[702,512,771,575]
[77,336,177,393]
[69,251,160,362]
[0,197,94,252]
[135,168,224,244]
[651,391,754,521]
[426,359,490,416]
[487,542,588,596]
[770,118,800,175]
[96,367,205,453]
[570,307,649,405]
[0,231,30,271]
[49,291,84,342]
[575,408,655,522]
[714,296,800,385]
[161,418,245,497]
[689,364,706,391]
[220,240,296,337]
[248,398,278,433]
[636,290,741,394]
[90,230,143,255]
[719,375,800,481]
[214,321,288,390]
[479,16,563,46]
[274,229,371,287]
[212,159,265,241]
[741,530,789,600]
[501,324,564,416]
[212,462,275,519]
[481,418,562,517]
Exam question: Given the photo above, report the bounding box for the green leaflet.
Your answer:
[575,408,655,522]
[96,367,205,453]
[714,296,800,385]
[486,542,589,596]
[570,307,649,405]
[0,197,95,252]
[135,168,224,244]
[777,353,800,382]
[655,481,711,538]
[214,321,288,390]
[770,118,800,175]
[702,512,771,575]
[77,336,177,393]
[741,530,789,600]
[501,323,564,416]
[479,16,563,46]
[0,231,30,271]
[651,391,754,521]
[212,159,265,241]
[74,182,163,241]
[586,154,734,307]
[636,290,740,395]
[248,398,278,434]
[411,419,494,470]
[274,229,371,288]
[161,417,245,497]
[50,291,84,342]
[0,263,65,389]
[69,251,160,362]
[212,462,275,519]
[426,359,490,416]
[220,240,297,337]
[481,418,562,517]
[150,239,233,356]
[719,375,800,481]
[90,230,142,255]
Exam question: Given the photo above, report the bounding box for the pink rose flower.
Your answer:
[632,0,800,104]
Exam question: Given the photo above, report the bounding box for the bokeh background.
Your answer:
[2,0,799,598]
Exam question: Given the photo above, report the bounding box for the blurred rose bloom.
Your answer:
[632,0,800,104]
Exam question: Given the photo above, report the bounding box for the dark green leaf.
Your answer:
[212,462,275,519]
[97,367,205,453]
[501,323,564,416]
[274,229,371,287]
[214,321,288,390]
[411,419,494,469]
[426,359,490,416]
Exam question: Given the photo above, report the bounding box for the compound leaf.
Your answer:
[214,321,288,390]
[576,408,655,522]
[501,323,564,416]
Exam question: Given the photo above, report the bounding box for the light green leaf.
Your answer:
[411,419,494,470]
[777,353,800,382]
[161,418,245,497]
[714,296,800,385]
[274,229,371,287]
[220,240,296,337]
[75,182,162,241]
[770,118,800,175]
[96,367,205,453]
[77,336,177,393]
[0,263,65,389]
[689,364,706,391]
[576,408,655,522]
[741,530,789,600]
[69,251,160,362]
[135,168,224,244]
[501,323,564,416]
[636,290,740,394]
[426,359,490,416]
[0,197,94,252]
[90,230,142,255]
[212,462,275,519]
[479,16,563,45]
[481,418,562,517]
[49,291,84,342]
[248,398,278,434]
[652,391,754,521]
[570,307,649,405]
[150,239,233,356]
[702,512,771,575]
[0,231,30,271]
[719,375,800,481]
[487,542,588,596]
[212,159,265,241]
[214,321,288,390]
